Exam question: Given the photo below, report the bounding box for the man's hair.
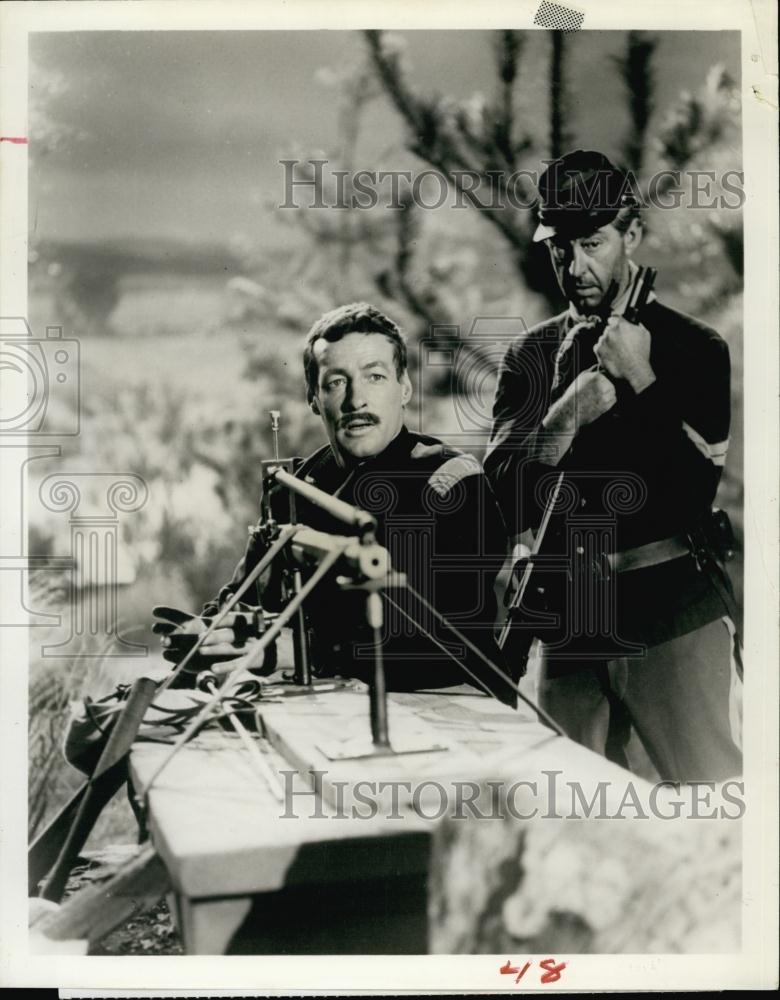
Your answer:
[303,302,408,403]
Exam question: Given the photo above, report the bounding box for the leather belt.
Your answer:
[607,534,691,573]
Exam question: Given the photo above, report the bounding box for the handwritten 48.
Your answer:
[500,958,567,984]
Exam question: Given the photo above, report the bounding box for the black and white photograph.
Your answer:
[0,0,777,992]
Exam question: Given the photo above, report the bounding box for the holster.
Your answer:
[686,508,743,654]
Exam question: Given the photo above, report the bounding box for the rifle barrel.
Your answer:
[269,467,376,534]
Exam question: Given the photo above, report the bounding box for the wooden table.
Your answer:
[130,679,640,954]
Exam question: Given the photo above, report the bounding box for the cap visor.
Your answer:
[533,221,557,243]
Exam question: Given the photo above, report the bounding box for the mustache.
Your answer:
[339,412,380,429]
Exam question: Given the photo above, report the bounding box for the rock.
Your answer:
[429,798,741,954]
[29,898,88,955]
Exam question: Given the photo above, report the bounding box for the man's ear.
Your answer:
[310,395,320,416]
[622,217,644,258]
[400,371,413,407]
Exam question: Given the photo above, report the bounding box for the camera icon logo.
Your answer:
[0,317,80,435]
[417,317,528,442]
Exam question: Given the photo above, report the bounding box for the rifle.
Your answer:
[37,677,159,903]
[497,265,658,676]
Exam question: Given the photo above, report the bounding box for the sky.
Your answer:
[29,30,740,247]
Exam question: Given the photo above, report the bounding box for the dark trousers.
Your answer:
[538,617,742,782]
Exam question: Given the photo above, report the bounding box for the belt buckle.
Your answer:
[684,531,703,572]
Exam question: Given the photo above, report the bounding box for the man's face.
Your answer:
[310,331,412,464]
[546,222,634,314]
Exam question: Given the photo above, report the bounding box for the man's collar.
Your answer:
[318,424,413,477]
[349,424,413,469]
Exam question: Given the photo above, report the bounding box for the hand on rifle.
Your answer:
[594,316,655,393]
[152,605,265,667]
[544,368,617,438]
[210,650,264,679]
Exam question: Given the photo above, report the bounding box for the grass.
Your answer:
[27,571,169,850]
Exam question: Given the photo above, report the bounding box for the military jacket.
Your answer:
[484,298,733,657]
[206,426,515,702]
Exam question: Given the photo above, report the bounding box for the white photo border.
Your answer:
[0,0,777,991]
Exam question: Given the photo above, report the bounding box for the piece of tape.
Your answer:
[533,0,585,32]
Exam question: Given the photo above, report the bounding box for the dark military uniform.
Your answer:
[483,148,741,781]
[484,285,743,780]
[206,426,515,704]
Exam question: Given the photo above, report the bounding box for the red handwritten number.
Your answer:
[499,960,532,983]
[500,958,566,985]
[539,958,567,984]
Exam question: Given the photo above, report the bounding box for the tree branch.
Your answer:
[614,31,657,172]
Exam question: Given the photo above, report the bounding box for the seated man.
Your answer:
[155,302,516,704]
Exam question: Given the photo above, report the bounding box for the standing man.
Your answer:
[484,149,742,781]
[155,302,515,704]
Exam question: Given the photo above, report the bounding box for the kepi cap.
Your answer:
[533,149,636,243]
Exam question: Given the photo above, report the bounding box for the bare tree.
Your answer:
[364,30,538,282]
[549,31,571,159]
[613,31,657,174]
